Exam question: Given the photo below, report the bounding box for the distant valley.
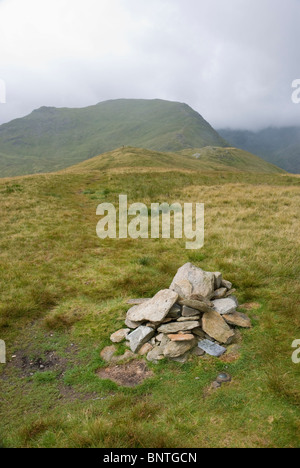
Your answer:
[218,127,300,174]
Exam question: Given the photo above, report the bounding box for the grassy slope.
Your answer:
[0,149,299,448]
[67,146,285,174]
[218,127,300,174]
[0,99,227,177]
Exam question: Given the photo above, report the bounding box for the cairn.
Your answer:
[108,263,252,363]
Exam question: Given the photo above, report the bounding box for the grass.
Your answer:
[0,148,299,448]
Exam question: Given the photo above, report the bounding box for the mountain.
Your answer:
[218,127,300,174]
[0,99,227,177]
[67,146,285,174]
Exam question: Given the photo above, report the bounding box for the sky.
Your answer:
[0,0,299,130]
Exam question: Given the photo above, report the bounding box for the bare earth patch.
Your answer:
[3,350,67,378]
[97,360,154,387]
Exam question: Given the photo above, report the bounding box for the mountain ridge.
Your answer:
[0,98,227,177]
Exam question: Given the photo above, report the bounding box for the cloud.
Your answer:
[0,0,299,129]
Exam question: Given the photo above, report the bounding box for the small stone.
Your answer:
[110,328,130,343]
[147,346,165,363]
[211,381,222,389]
[192,328,206,339]
[211,288,227,300]
[192,347,206,356]
[168,351,191,363]
[156,333,164,342]
[197,339,226,357]
[138,343,153,356]
[223,312,252,328]
[212,296,238,315]
[221,279,233,290]
[202,309,235,344]
[167,333,195,342]
[146,322,158,329]
[225,289,237,298]
[216,372,232,384]
[182,305,201,317]
[40,365,45,369]
[158,321,200,334]
[100,345,117,363]
[167,304,182,319]
[160,334,171,348]
[127,326,155,353]
[177,315,200,322]
[163,339,197,358]
[213,272,223,289]
[126,289,178,323]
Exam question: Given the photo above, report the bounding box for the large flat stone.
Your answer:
[170,263,215,299]
[202,310,235,344]
[157,321,200,334]
[127,326,155,353]
[223,312,252,328]
[126,289,178,323]
[197,339,226,357]
[163,339,197,358]
[212,296,238,315]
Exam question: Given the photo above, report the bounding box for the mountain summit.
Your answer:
[0,99,227,177]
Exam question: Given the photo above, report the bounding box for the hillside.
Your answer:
[0,157,299,448]
[67,146,285,174]
[0,99,227,177]
[218,127,300,174]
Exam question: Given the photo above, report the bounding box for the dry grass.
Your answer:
[0,152,300,448]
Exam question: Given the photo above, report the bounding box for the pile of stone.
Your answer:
[109,263,252,363]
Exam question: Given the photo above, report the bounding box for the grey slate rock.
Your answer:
[197,339,227,357]
[212,296,238,315]
[127,326,155,353]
